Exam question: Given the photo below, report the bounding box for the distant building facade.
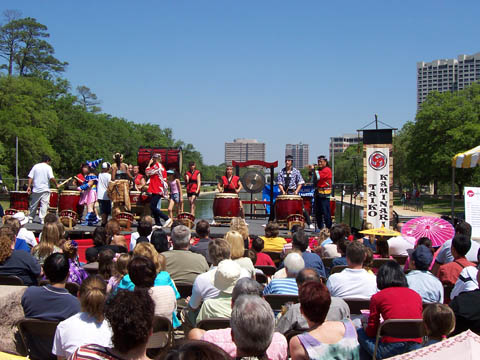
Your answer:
[225,138,265,165]
[329,134,361,161]
[285,143,309,169]
[417,52,480,108]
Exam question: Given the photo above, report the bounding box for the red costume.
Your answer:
[222,175,240,193]
[314,166,332,195]
[146,162,167,195]
[186,170,200,194]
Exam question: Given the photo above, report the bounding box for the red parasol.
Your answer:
[401,216,455,247]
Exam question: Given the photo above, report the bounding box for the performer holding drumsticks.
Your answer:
[308,155,333,230]
[217,165,245,218]
[277,155,313,229]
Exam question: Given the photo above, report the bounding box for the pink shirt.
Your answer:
[201,328,287,360]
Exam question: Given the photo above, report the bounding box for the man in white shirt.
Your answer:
[327,241,377,299]
[27,155,58,224]
[97,162,112,226]
[387,223,415,256]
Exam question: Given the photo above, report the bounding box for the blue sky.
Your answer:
[4,1,479,165]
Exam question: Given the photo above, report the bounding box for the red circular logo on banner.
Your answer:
[467,190,475,197]
[368,151,387,170]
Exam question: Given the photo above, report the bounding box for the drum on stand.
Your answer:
[213,193,240,223]
[58,190,81,227]
[287,214,305,230]
[115,212,134,230]
[177,212,195,229]
[275,195,303,224]
[5,191,29,216]
[129,191,150,219]
[48,189,59,213]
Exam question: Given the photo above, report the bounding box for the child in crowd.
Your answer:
[374,240,391,259]
[332,238,348,267]
[62,240,88,285]
[107,253,131,294]
[98,249,115,280]
[151,229,169,253]
[260,222,286,252]
[167,170,183,219]
[363,247,375,275]
[423,304,456,346]
[251,236,276,267]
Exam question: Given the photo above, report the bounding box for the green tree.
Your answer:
[332,144,363,189]
[393,122,414,192]
[0,16,67,77]
[76,85,101,113]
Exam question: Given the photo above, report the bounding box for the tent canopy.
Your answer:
[452,145,480,168]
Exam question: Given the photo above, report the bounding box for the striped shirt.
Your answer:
[70,344,123,359]
[263,278,298,295]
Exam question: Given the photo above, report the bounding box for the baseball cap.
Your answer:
[213,259,241,294]
[102,162,110,169]
[152,153,161,158]
[411,245,433,271]
[13,212,28,226]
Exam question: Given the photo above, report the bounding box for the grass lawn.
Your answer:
[393,195,465,215]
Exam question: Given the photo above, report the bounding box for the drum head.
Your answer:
[215,193,239,199]
[277,194,302,200]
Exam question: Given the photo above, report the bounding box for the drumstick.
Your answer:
[57,177,72,188]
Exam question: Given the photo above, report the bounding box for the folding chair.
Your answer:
[373,319,424,360]
[255,265,276,277]
[372,258,393,270]
[197,317,231,331]
[146,316,174,352]
[175,283,193,299]
[344,298,371,315]
[330,265,347,275]
[0,274,24,286]
[264,294,298,312]
[17,318,59,360]
[443,284,453,304]
[262,251,282,266]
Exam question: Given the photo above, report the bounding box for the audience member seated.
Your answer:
[263,252,304,295]
[362,222,377,252]
[331,238,348,267]
[438,234,476,287]
[406,245,444,303]
[449,263,480,335]
[189,280,288,360]
[150,228,170,253]
[423,304,455,347]
[433,221,480,275]
[163,225,209,284]
[85,227,127,263]
[98,249,115,280]
[404,237,436,272]
[251,236,275,267]
[22,253,80,320]
[105,219,127,248]
[129,256,176,322]
[230,217,250,250]
[357,261,423,359]
[2,218,30,252]
[12,212,37,247]
[321,224,343,258]
[62,240,88,285]
[276,268,350,335]
[450,248,480,300]
[260,222,286,252]
[160,340,232,360]
[70,289,154,359]
[326,241,377,299]
[129,217,153,251]
[0,234,40,286]
[290,229,326,278]
[231,295,280,359]
[225,231,255,278]
[190,220,211,261]
[289,281,360,360]
[387,222,414,256]
[185,238,231,327]
[374,239,392,259]
[196,259,242,324]
[53,275,113,359]
[106,253,131,294]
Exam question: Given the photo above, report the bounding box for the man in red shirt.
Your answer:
[309,155,332,229]
[438,234,476,287]
[146,153,172,227]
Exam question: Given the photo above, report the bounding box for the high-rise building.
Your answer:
[224,138,265,165]
[285,143,309,169]
[417,52,480,108]
[329,134,361,161]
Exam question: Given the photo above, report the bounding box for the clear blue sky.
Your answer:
[4,1,479,165]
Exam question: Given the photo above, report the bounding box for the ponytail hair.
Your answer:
[114,153,123,168]
[79,275,107,322]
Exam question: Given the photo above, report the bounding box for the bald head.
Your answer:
[296,268,321,286]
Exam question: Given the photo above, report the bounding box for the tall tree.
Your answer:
[0,16,67,77]
[76,85,101,112]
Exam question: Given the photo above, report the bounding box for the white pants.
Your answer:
[29,191,50,222]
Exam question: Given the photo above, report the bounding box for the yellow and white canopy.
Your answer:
[452,145,480,168]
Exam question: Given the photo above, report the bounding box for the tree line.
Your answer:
[0,12,225,186]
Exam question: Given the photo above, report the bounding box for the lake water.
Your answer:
[175,192,364,229]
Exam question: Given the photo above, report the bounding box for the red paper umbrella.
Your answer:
[401,216,455,247]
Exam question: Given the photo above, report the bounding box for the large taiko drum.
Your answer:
[302,197,313,215]
[59,190,81,226]
[213,193,241,222]
[9,191,29,211]
[48,189,59,212]
[177,212,195,229]
[275,194,303,223]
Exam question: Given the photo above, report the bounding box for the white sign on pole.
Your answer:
[464,186,480,239]
[366,147,390,228]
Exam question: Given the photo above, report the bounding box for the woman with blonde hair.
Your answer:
[230,217,250,248]
[52,275,113,359]
[224,230,255,278]
[32,222,62,266]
